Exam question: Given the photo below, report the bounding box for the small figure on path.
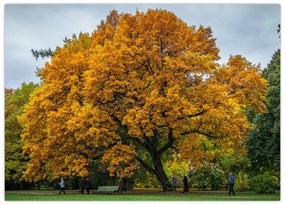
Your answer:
[121,177,128,192]
[172,176,177,191]
[182,176,189,193]
[58,177,66,195]
[228,172,235,196]
[85,177,92,194]
[80,177,86,194]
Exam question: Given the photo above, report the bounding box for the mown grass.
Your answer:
[5,189,280,201]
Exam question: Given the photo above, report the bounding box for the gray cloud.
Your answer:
[4,4,280,89]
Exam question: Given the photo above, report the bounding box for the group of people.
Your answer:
[80,177,93,194]
[57,177,93,195]
[171,173,235,196]
[58,173,235,196]
[171,176,189,193]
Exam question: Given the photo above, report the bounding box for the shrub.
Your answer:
[235,172,250,191]
[134,171,161,188]
[249,172,279,194]
[209,164,225,190]
[188,163,225,190]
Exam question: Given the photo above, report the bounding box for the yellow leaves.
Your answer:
[67,103,119,147]
[188,26,220,61]
[165,155,191,177]
[227,98,241,115]
[184,51,218,74]
[215,55,267,112]
[174,78,250,163]
[91,10,119,46]
[101,143,139,178]
[63,154,89,176]
[23,160,44,182]
[122,107,153,138]
[178,134,210,164]
[177,131,246,167]
[19,9,268,183]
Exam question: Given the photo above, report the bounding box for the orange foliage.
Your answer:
[19,9,267,182]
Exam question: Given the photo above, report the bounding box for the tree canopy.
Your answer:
[5,83,38,188]
[247,49,280,172]
[19,9,267,191]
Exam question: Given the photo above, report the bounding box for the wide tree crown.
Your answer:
[19,9,267,181]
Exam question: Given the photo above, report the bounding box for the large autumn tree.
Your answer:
[19,10,267,191]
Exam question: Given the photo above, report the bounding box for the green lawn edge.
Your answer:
[5,190,280,201]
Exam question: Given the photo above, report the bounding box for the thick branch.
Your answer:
[135,156,156,175]
[133,56,153,75]
[142,136,157,158]
[157,128,175,156]
[131,137,150,152]
[90,151,104,160]
[187,110,205,118]
[163,109,205,121]
[89,143,117,160]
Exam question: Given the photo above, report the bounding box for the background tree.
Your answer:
[247,49,280,173]
[19,9,267,191]
[5,82,38,189]
[31,48,55,60]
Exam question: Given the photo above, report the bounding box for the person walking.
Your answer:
[182,176,189,193]
[58,177,66,195]
[172,176,177,191]
[228,172,235,196]
[80,177,86,194]
[85,177,92,194]
[120,177,128,192]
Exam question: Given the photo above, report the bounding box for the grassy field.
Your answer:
[5,189,280,201]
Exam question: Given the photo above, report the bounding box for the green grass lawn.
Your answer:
[5,189,280,201]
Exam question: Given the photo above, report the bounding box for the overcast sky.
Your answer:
[4,3,281,89]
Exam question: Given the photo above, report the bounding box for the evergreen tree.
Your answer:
[247,49,280,172]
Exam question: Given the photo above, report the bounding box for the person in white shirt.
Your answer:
[58,177,66,195]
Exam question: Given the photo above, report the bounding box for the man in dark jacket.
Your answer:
[85,177,92,194]
[80,178,86,194]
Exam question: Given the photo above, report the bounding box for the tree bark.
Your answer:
[114,118,173,191]
[139,131,175,191]
[152,154,171,191]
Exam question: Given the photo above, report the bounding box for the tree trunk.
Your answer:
[124,123,175,191]
[153,154,172,191]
